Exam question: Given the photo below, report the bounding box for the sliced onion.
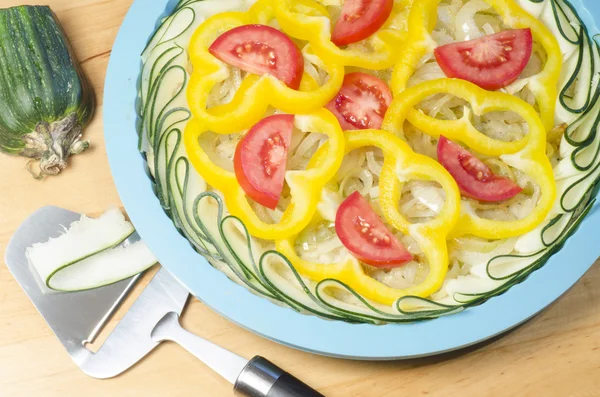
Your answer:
[454,0,491,40]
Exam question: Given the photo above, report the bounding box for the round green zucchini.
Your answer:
[0,6,94,177]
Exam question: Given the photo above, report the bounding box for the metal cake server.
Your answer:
[4,206,168,377]
[5,206,323,396]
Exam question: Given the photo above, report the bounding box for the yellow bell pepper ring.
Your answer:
[186,1,345,134]
[484,0,562,132]
[276,129,462,305]
[451,155,556,239]
[184,109,345,240]
[390,0,438,94]
[392,0,561,132]
[384,78,557,240]
[383,78,530,156]
[274,0,410,70]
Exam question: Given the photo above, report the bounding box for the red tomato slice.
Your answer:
[336,192,413,268]
[437,136,523,202]
[331,0,394,46]
[434,28,533,91]
[234,114,294,209]
[325,72,393,130]
[209,24,304,89]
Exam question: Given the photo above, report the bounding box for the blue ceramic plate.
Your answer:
[104,0,600,359]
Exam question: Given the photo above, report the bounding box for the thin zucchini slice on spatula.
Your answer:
[26,208,157,292]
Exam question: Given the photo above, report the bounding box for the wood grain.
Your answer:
[0,0,599,396]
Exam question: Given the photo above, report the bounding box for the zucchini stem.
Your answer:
[21,113,90,178]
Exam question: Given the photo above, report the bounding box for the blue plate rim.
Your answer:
[103,0,600,360]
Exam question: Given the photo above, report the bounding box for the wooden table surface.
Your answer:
[1,0,599,396]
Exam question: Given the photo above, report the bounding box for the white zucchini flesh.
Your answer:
[47,241,157,292]
[26,207,157,292]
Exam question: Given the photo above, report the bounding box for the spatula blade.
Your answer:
[75,266,189,378]
[5,206,190,378]
[5,206,141,347]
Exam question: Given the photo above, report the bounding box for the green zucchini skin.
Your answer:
[0,6,94,176]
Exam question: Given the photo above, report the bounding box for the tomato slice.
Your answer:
[209,24,304,89]
[331,0,394,46]
[234,114,294,209]
[437,136,523,202]
[336,192,413,268]
[325,72,393,130]
[434,28,533,91]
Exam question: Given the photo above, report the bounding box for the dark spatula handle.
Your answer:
[234,356,324,397]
